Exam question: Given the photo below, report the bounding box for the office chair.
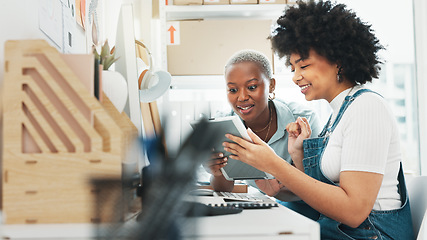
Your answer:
[407,175,427,239]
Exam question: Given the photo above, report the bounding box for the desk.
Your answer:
[182,194,320,240]
[1,193,320,240]
[1,223,95,239]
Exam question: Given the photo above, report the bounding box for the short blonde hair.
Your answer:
[225,49,273,79]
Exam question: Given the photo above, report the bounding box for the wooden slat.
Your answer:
[22,94,70,152]
[21,115,53,153]
[22,57,102,152]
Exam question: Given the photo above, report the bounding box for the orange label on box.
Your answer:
[167,22,180,45]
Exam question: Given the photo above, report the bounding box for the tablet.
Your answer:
[191,116,274,181]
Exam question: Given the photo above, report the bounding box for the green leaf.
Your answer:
[103,55,120,70]
[100,40,110,59]
[92,39,119,70]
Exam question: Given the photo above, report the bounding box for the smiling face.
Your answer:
[290,49,353,102]
[225,61,274,126]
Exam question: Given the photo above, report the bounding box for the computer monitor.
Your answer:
[114,3,142,136]
[113,3,148,169]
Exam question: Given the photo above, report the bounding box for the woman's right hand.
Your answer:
[286,117,311,170]
[286,117,311,153]
[202,152,228,177]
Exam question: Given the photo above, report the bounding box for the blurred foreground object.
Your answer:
[97,117,225,239]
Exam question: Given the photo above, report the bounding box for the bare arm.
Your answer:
[274,189,301,202]
[268,159,382,228]
[223,127,382,228]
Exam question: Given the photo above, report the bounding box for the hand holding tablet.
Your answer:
[192,115,274,181]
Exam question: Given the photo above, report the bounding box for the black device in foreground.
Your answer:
[184,201,243,216]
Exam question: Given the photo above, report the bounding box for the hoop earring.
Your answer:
[268,92,275,100]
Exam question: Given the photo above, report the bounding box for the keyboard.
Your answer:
[209,202,278,209]
[184,201,243,216]
[215,191,272,202]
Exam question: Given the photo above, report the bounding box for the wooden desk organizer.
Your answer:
[2,40,137,224]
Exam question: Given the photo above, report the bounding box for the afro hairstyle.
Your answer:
[270,0,384,84]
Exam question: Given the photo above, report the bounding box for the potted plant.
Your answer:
[93,40,128,113]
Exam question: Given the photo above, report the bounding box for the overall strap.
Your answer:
[328,89,381,134]
[318,115,332,137]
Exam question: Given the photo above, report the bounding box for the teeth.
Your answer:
[239,106,252,110]
[301,84,311,90]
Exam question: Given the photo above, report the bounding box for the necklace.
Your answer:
[263,113,273,142]
[252,104,273,132]
[252,103,273,142]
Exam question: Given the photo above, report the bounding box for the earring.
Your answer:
[337,67,343,82]
[268,92,276,100]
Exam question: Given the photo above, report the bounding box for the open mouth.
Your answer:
[237,105,254,114]
[238,105,253,110]
[300,84,311,90]
[300,83,312,94]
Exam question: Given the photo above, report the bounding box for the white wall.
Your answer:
[413,0,427,175]
[0,0,88,85]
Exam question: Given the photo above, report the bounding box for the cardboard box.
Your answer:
[174,0,202,5]
[203,0,229,4]
[259,0,286,4]
[167,19,274,75]
[199,183,248,193]
[230,0,257,4]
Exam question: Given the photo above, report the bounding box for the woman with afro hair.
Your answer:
[222,1,414,239]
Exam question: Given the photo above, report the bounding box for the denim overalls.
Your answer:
[285,89,414,239]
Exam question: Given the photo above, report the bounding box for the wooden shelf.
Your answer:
[158,2,290,73]
[164,4,287,20]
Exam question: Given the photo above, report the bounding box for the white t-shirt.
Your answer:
[321,85,402,210]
